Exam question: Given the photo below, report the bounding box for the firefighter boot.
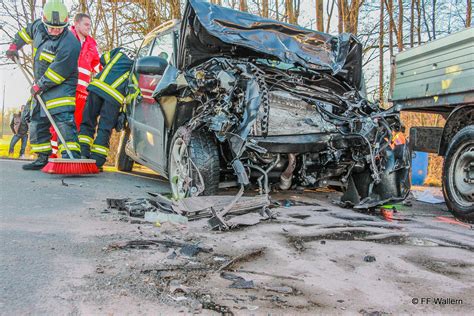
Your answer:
[22,154,49,170]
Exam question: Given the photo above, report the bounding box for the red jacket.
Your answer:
[70,26,101,94]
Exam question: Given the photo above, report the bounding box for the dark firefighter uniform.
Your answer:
[12,19,81,158]
[79,47,134,167]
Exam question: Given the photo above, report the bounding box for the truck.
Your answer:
[391,27,474,221]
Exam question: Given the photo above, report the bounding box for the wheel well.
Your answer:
[439,105,474,156]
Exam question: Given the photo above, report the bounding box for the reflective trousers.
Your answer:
[30,106,80,158]
[50,91,88,156]
[79,91,120,167]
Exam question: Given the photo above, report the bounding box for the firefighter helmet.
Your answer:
[42,0,69,28]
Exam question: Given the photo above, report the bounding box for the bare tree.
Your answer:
[337,0,344,33]
[262,0,269,17]
[397,0,403,51]
[316,0,324,31]
[432,0,437,39]
[240,0,248,11]
[410,0,415,47]
[467,0,472,27]
[379,0,385,103]
[326,0,336,32]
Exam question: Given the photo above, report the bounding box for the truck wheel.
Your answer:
[442,126,474,222]
[168,128,220,199]
[116,128,134,172]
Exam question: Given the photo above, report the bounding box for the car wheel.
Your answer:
[442,126,474,222]
[116,128,134,172]
[168,128,220,199]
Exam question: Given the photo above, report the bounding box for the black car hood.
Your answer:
[178,0,363,88]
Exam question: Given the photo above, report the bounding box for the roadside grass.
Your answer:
[0,134,32,158]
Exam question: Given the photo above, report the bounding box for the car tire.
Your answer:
[168,128,220,199]
[116,128,134,172]
[442,126,474,222]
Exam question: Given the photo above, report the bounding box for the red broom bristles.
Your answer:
[41,158,99,175]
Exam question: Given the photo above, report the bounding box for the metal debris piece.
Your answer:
[180,244,201,257]
[221,272,255,289]
[219,248,266,271]
[363,255,376,262]
[226,213,263,228]
[106,198,130,210]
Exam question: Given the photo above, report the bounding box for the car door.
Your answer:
[127,25,178,174]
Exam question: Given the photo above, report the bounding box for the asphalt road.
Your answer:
[1,158,473,315]
[0,159,169,314]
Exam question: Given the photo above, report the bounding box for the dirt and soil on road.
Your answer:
[1,159,473,315]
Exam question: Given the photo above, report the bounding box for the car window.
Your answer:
[150,31,175,63]
[137,40,153,59]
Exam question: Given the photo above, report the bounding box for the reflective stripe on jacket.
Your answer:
[13,19,81,115]
[87,47,134,106]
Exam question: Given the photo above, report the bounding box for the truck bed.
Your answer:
[390,28,474,112]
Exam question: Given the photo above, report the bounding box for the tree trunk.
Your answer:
[416,0,421,44]
[410,0,415,47]
[169,0,181,19]
[316,0,324,31]
[421,0,431,40]
[79,0,87,12]
[326,0,336,32]
[388,0,394,57]
[431,0,436,39]
[275,0,280,20]
[379,0,385,103]
[466,0,472,27]
[285,0,295,23]
[337,0,344,33]
[262,0,269,17]
[342,0,363,35]
[397,0,403,51]
[240,0,248,12]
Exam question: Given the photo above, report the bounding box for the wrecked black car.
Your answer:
[119,0,410,208]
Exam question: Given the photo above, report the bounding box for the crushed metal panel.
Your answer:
[179,0,363,89]
[172,194,270,219]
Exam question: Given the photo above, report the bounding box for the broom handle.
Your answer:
[15,57,75,159]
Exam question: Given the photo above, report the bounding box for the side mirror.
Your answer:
[135,56,168,76]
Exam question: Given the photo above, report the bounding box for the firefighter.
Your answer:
[79,47,134,169]
[50,12,101,157]
[6,0,81,170]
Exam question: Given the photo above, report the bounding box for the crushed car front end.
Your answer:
[154,0,411,208]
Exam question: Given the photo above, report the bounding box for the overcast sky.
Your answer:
[0,67,31,111]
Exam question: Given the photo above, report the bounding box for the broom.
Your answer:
[15,57,99,175]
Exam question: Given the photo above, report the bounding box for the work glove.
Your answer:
[30,84,42,97]
[6,43,19,61]
[115,110,127,132]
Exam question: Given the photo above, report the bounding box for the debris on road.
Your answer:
[221,272,255,289]
[363,255,376,262]
[412,188,445,204]
[144,211,188,225]
[106,191,271,231]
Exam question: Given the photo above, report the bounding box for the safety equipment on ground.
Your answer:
[6,43,19,60]
[42,0,69,28]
